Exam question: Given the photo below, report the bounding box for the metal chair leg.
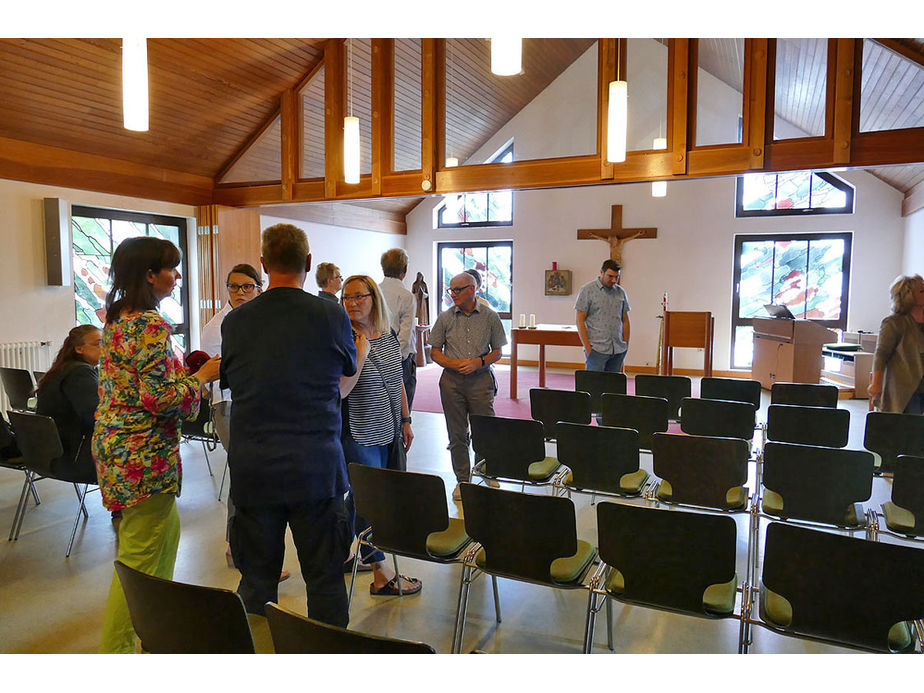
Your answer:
[9,471,32,541]
[451,564,474,654]
[392,554,402,596]
[491,575,501,623]
[66,483,89,557]
[201,440,213,476]
[346,553,360,612]
[582,588,600,653]
[72,483,88,519]
[217,459,229,501]
[28,475,40,505]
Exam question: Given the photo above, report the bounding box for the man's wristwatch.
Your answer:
[480,356,485,367]
[401,416,412,424]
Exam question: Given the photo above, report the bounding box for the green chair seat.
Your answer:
[528,456,560,481]
[762,490,861,526]
[426,517,470,557]
[657,480,748,510]
[560,468,648,495]
[762,584,912,652]
[605,568,737,615]
[476,539,594,584]
[882,501,918,535]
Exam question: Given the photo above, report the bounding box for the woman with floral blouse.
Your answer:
[93,236,220,654]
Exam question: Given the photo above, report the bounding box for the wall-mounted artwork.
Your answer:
[545,269,572,296]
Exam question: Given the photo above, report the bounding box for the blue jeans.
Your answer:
[585,348,627,373]
[342,434,390,564]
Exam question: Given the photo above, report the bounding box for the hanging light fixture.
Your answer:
[606,39,627,163]
[490,38,521,76]
[651,137,667,197]
[344,39,360,184]
[122,38,149,132]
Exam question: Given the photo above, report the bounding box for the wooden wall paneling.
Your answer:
[212,184,290,207]
[832,38,858,164]
[195,205,220,327]
[852,128,924,167]
[280,89,297,200]
[598,38,617,180]
[290,179,327,202]
[745,38,769,168]
[687,145,752,176]
[383,171,429,197]
[259,201,405,234]
[215,106,282,184]
[215,205,262,295]
[436,155,602,194]
[765,138,836,171]
[668,38,690,176]
[872,39,924,70]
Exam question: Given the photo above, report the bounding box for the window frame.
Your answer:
[436,240,514,321]
[735,171,855,218]
[437,143,514,229]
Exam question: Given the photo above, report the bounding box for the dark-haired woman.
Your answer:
[93,236,221,653]
[36,325,101,484]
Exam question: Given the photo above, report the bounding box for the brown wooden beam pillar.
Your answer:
[421,38,440,193]
[832,38,858,165]
[280,89,297,201]
[598,38,617,180]
[324,39,345,198]
[668,38,690,176]
[371,38,391,196]
[744,38,769,169]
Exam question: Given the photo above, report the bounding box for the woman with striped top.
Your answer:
[340,275,420,596]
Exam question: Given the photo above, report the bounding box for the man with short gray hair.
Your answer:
[378,248,418,410]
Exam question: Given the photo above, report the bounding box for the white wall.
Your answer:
[0,178,195,350]
[903,207,924,277]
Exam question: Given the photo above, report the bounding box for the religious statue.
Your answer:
[587,230,643,266]
[412,272,430,326]
[576,204,657,270]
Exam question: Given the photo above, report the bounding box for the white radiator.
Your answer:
[0,341,54,415]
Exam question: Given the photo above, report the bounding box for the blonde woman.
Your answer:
[870,274,924,413]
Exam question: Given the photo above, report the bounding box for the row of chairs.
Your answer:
[0,366,43,412]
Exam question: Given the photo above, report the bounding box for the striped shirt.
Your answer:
[346,332,403,446]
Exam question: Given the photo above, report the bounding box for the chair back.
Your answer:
[679,397,756,441]
[265,602,435,653]
[529,388,591,439]
[113,560,256,653]
[864,412,924,475]
[892,455,924,533]
[554,423,641,495]
[634,374,692,420]
[181,396,213,438]
[470,415,547,481]
[596,502,737,616]
[766,404,849,447]
[1,367,35,410]
[8,410,62,477]
[761,522,924,652]
[574,369,627,414]
[700,376,762,409]
[212,400,231,449]
[651,433,750,509]
[762,442,873,526]
[460,483,579,584]
[600,393,669,450]
[770,382,838,408]
[348,464,459,560]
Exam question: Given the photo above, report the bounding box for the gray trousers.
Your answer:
[438,369,495,483]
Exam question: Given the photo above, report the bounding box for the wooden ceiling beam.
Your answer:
[872,38,924,70]
[902,178,924,217]
[260,200,406,235]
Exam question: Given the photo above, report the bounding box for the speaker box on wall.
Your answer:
[43,197,72,286]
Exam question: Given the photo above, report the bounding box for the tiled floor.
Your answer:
[0,369,908,654]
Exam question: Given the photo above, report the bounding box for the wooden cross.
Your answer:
[577,205,657,267]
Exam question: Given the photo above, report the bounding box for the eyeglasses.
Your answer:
[343,293,372,303]
[447,286,473,296]
[227,283,259,294]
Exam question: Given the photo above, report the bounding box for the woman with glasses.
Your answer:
[339,275,420,596]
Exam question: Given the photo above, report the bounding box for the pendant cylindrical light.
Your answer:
[606,80,627,163]
[651,137,667,197]
[445,157,459,168]
[491,38,521,76]
[122,38,149,132]
[344,116,360,184]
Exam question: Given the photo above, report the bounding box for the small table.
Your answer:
[510,324,583,399]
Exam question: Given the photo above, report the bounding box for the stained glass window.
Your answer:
[71,206,190,357]
[438,144,514,228]
[736,171,853,217]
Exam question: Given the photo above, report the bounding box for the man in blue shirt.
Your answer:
[575,259,631,372]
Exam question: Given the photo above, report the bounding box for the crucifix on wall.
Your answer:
[577,204,657,267]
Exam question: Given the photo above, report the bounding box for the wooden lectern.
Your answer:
[751,318,836,389]
[661,311,714,377]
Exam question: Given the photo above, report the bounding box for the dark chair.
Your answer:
[600,393,669,451]
[863,411,924,475]
[0,416,40,541]
[574,369,627,415]
[453,483,596,653]
[650,432,751,511]
[181,396,217,475]
[8,410,95,557]
[880,455,924,538]
[529,388,591,439]
[586,502,740,653]
[766,404,849,448]
[634,374,692,420]
[114,560,257,653]
[743,522,924,653]
[700,376,762,410]
[554,422,648,498]
[770,382,838,408]
[679,397,757,443]
[1,367,35,411]
[32,371,46,383]
[761,441,874,529]
[265,602,435,653]
[470,415,562,485]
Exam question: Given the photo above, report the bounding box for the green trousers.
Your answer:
[98,493,181,653]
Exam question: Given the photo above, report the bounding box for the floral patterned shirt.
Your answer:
[92,311,201,511]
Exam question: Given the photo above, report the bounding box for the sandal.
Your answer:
[343,557,374,573]
[369,575,422,596]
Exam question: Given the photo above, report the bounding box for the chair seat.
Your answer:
[762,490,863,527]
[426,517,470,557]
[246,613,275,654]
[605,569,738,615]
[761,584,913,652]
[528,456,561,481]
[560,468,649,495]
[657,480,748,510]
[475,539,595,584]
[882,501,919,536]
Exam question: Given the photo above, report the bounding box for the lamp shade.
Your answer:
[122,38,149,132]
[606,80,627,163]
[652,137,667,197]
[344,116,360,184]
[445,157,459,168]
[491,38,521,76]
